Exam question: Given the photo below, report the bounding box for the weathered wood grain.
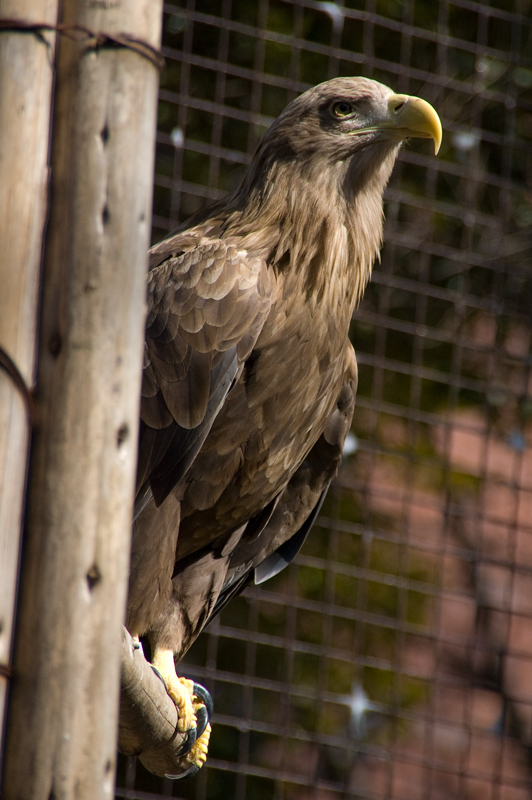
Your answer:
[2,1,163,797]
[0,0,59,759]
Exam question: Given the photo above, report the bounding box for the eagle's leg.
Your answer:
[151,647,197,732]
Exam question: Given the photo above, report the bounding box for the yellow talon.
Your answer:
[183,724,211,768]
[171,677,197,732]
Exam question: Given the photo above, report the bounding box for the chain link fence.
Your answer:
[115,0,532,797]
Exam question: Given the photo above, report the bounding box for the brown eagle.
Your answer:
[126,77,441,774]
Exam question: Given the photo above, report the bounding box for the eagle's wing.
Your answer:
[195,343,358,628]
[135,227,274,513]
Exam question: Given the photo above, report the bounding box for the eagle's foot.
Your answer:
[151,649,214,776]
[171,721,211,779]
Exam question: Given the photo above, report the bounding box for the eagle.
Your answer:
[126,77,441,775]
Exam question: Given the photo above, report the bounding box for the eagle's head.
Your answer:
[259,77,441,164]
[239,77,441,202]
[227,77,441,297]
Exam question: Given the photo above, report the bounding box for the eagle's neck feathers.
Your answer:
[224,142,399,311]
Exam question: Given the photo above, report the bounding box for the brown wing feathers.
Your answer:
[136,234,273,509]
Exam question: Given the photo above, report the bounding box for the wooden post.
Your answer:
[0,0,59,761]
[1,1,163,797]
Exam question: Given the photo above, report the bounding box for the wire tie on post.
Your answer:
[0,347,34,426]
[0,18,164,70]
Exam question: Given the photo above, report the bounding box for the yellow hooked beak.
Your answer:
[383,94,442,154]
[352,93,442,155]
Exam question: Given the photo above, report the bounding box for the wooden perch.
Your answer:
[119,628,193,778]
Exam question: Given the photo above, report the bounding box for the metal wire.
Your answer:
[115,0,532,797]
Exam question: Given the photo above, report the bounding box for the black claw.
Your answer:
[195,705,209,739]
[193,682,214,719]
[177,726,197,756]
[165,764,201,780]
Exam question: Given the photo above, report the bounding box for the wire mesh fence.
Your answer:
[115,0,532,797]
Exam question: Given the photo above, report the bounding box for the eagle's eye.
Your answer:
[332,101,354,118]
